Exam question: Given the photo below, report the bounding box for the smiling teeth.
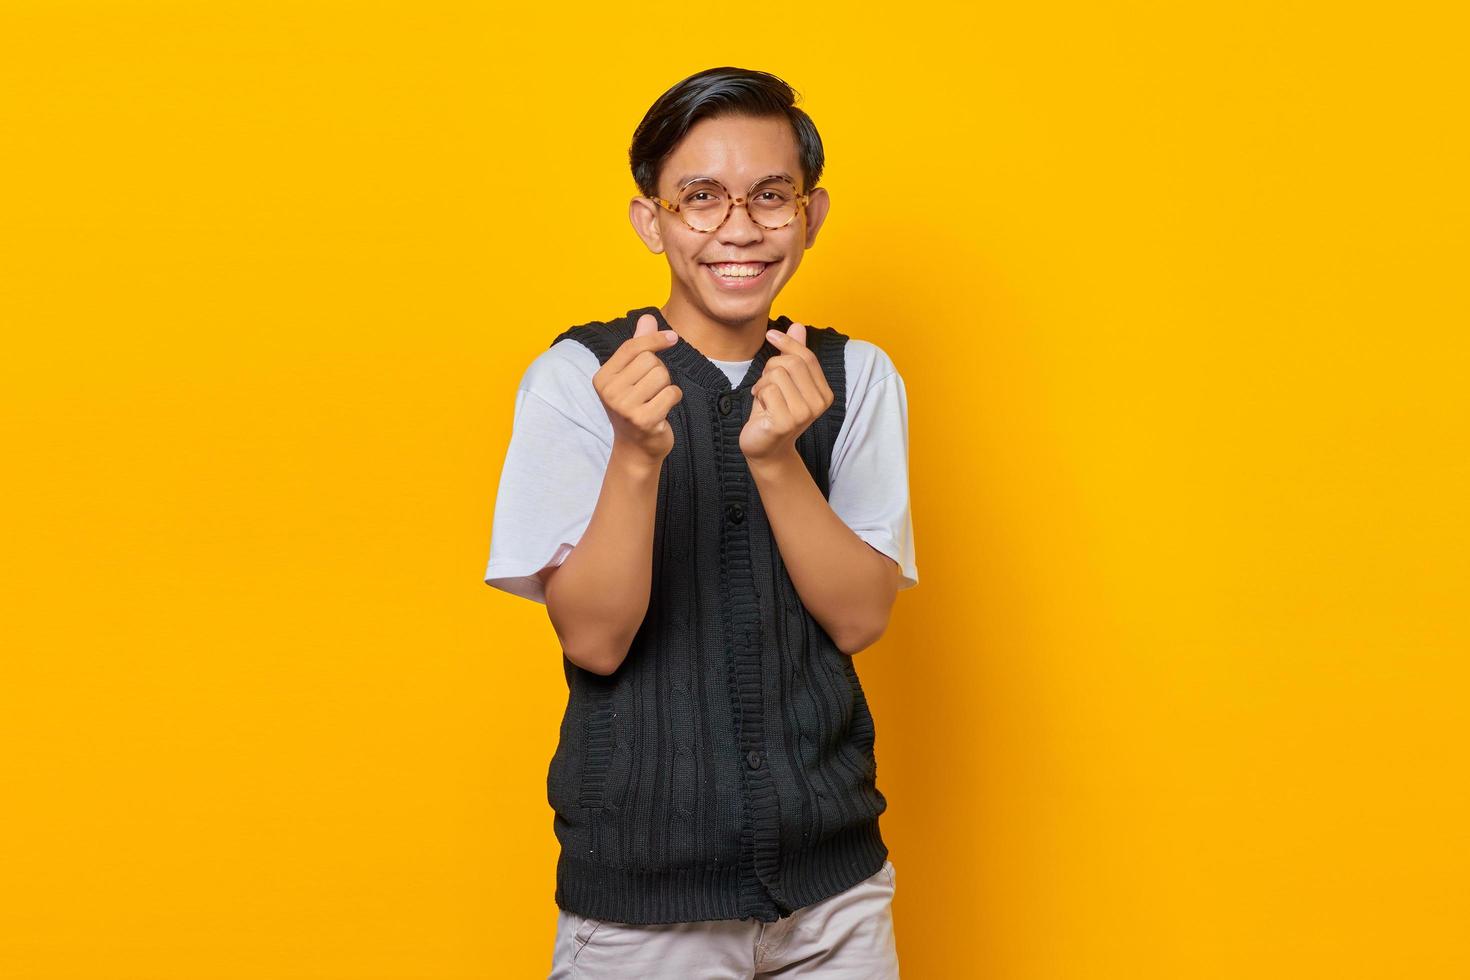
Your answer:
[710,263,766,277]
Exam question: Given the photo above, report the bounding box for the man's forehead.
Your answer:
[662,116,802,188]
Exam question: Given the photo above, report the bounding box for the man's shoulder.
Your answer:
[520,336,600,392]
[548,308,644,358]
[841,336,896,374]
[523,307,651,387]
[513,332,612,435]
[838,336,900,394]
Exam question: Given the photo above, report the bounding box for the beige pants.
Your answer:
[548,859,898,979]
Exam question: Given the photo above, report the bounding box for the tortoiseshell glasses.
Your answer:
[648,175,811,233]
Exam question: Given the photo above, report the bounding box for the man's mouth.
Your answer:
[703,261,773,288]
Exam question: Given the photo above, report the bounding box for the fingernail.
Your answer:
[766,330,780,341]
[667,331,678,342]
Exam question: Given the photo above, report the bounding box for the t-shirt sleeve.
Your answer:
[484,343,610,604]
[828,343,919,590]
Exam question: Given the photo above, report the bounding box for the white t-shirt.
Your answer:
[484,333,918,604]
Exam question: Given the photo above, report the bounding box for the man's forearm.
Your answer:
[748,449,899,654]
[543,444,661,674]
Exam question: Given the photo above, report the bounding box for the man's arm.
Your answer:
[749,449,902,655]
[541,314,681,676]
[541,444,661,676]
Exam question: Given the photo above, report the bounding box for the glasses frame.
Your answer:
[648,175,812,234]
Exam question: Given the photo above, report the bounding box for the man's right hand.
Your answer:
[594,313,684,463]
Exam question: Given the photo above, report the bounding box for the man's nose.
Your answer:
[717,201,764,244]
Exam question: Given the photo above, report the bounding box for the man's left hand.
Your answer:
[740,322,834,463]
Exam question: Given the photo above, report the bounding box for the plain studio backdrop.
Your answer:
[1,2,1466,978]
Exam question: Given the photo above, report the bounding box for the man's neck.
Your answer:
[660,294,770,361]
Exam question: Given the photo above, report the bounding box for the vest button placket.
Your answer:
[707,358,789,919]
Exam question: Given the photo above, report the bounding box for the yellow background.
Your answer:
[3,1,1467,977]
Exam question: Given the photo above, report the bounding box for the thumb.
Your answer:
[634,313,657,337]
[787,321,807,346]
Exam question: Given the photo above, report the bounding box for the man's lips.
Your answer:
[703,261,772,289]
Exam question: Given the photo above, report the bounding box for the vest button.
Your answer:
[726,502,745,524]
[717,393,733,415]
[746,749,764,770]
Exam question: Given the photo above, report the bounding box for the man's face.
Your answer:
[630,113,830,326]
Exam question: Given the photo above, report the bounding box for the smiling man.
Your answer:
[483,66,918,978]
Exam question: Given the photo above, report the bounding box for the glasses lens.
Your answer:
[748,177,799,227]
[677,179,730,231]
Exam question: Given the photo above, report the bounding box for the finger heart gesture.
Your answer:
[739,322,833,463]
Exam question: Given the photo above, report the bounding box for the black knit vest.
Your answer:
[544,305,889,925]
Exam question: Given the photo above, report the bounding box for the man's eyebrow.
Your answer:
[672,171,798,187]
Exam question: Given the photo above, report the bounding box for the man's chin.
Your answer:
[703,296,772,327]
[699,278,777,317]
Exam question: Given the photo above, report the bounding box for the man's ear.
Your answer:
[802,187,831,249]
[629,197,665,254]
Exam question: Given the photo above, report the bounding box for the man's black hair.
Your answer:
[629,66,825,199]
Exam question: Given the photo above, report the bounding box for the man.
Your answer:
[485,66,918,978]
